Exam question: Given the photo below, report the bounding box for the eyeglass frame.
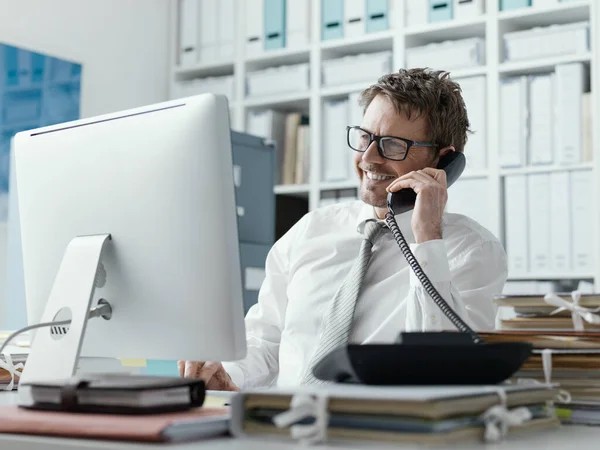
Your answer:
[346,125,438,161]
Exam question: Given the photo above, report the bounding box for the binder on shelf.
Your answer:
[31,53,45,85]
[429,0,453,23]
[570,170,593,272]
[178,0,199,66]
[500,0,531,11]
[322,99,350,182]
[17,49,32,87]
[198,0,218,63]
[532,0,557,6]
[405,0,428,27]
[245,0,265,57]
[218,0,235,60]
[344,0,366,38]
[503,21,589,62]
[453,0,485,19]
[504,175,529,275]
[286,0,310,49]
[264,0,286,50]
[366,0,389,33]
[406,38,485,70]
[348,91,363,177]
[549,171,571,273]
[528,74,554,165]
[456,76,486,171]
[322,0,344,41]
[446,178,491,232]
[499,76,528,168]
[245,109,286,182]
[527,173,551,273]
[246,63,310,97]
[554,63,584,165]
[322,51,391,86]
[581,92,592,163]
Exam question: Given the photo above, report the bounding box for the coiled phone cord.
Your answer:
[384,212,483,345]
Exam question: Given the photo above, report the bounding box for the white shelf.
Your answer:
[173,61,235,79]
[245,47,310,71]
[508,273,595,281]
[449,66,488,79]
[243,92,310,109]
[320,30,394,59]
[320,180,359,191]
[320,82,369,99]
[461,169,489,179]
[498,1,590,28]
[274,184,310,195]
[500,162,594,176]
[404,16,486,46]
[499,52,592,76]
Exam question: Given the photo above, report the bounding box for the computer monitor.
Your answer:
[13,94,246,384]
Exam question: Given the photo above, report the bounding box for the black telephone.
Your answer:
[312,151,532,385]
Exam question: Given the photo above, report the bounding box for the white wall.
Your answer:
[0,0,171,328]
[0,0,171,117]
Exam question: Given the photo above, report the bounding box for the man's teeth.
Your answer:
[365,171,394,181]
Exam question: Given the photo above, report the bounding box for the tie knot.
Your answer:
[363,220,383,244]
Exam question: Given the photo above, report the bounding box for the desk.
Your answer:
[1,391,599,449]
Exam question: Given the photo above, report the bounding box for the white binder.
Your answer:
[528,74,554,165]
[198,0,218,63]
[504,175,529,275]
[499,77,528,168]
[179,0,199,66]
[555,62,584,165]
[457,76,486,170]
[345,0,366,38]
[405,0,428,27]
[570,170,593,272]
[549,171,571,272]
[245,0,265,57]
[322,100,350,182]
[218,0,235,60]
[527,173,551,273]
[445,178,491,232]
[286,0,311,49]
[453,0,485,20]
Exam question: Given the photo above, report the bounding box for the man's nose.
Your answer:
[362,141,384,164]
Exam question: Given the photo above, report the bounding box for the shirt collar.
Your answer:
[355,202,414,240]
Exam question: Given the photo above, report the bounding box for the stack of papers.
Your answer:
[230,384,559,445]
[0,331,29,390]
[482,330,600,425]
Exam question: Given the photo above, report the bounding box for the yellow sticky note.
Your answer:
[120,358,147,368]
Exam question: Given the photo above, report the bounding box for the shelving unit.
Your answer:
[168,0,600,287]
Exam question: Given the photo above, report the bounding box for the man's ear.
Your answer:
[432,146,456,166]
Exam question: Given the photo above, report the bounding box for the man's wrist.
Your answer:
[414,227,442,243]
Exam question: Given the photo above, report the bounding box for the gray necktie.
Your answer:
[302,220,383,384]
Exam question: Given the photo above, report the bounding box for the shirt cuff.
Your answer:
[408,239,451,286]
[222,362,245,389]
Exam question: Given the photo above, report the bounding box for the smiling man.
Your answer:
[179,69,508,390]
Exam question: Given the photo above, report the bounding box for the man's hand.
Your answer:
[386,167,447,243]
[177,361,239,391]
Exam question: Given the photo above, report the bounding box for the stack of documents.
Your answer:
[503,21,589,62]
[406,37,485,70]
[482,330,600,425]
[246,63,310,97]
[321,51,392,87]
[230,384,559,445]
[494,294,600,331]
[0,331,29,390]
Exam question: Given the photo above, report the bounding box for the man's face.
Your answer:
[353,95,437,208]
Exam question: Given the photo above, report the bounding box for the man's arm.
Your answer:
[222,217,305,388]
[403,238,507,331]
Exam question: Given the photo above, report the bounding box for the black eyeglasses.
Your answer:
[346,126,437,161]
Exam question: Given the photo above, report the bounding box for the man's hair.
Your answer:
[359,68,471,153]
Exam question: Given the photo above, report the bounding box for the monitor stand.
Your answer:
[18,234,113,386]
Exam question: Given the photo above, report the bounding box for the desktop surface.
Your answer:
[0,391,599,450]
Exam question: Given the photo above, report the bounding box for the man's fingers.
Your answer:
[177,360,185,377]
[206,368,239,392]
[195,361,222,384]
[184,361,205,378]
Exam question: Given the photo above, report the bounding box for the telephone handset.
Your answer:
[387,151,466,216]
[312,151,532,385]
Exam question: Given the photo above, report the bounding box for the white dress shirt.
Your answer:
[223,201,507,389]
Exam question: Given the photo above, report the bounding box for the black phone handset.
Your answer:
[312,151,533,386]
